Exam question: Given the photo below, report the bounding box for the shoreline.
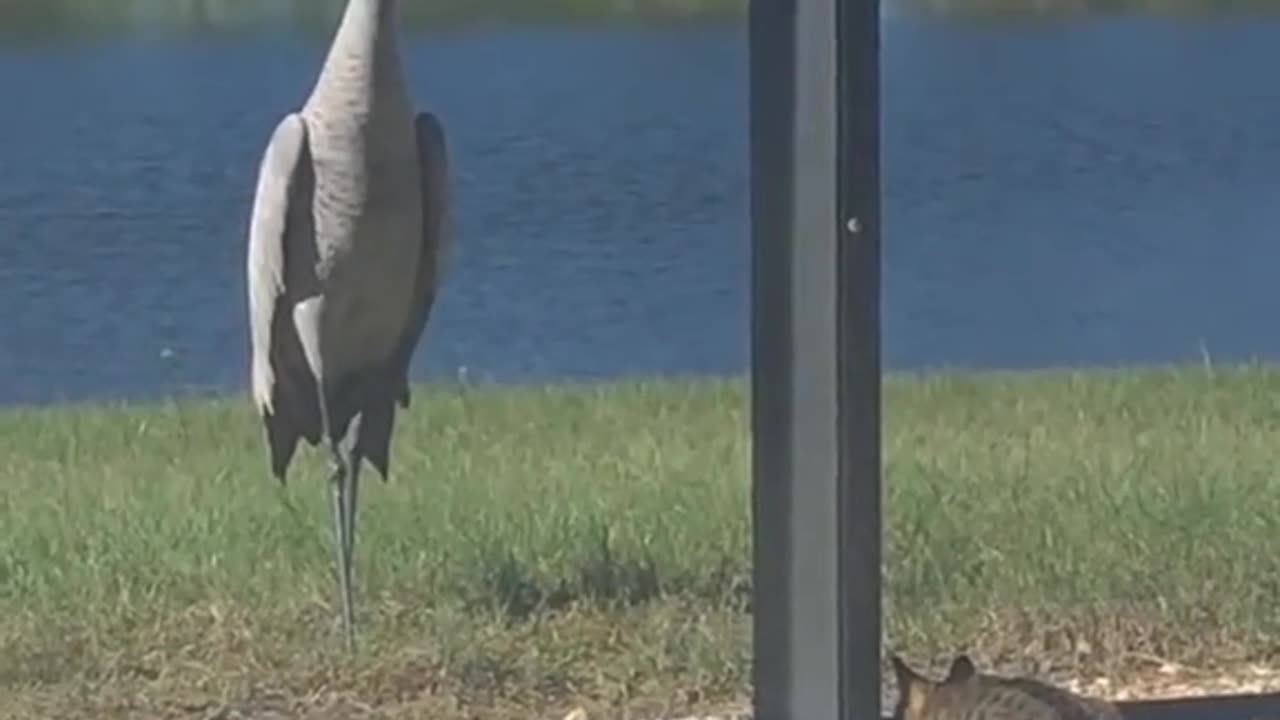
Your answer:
[7,0,1280,38]
[2,359,1267,411]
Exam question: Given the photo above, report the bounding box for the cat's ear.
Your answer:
[891,655,931,716]
[945,654,977,682]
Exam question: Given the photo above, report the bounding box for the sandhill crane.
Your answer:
[245,0,451,652]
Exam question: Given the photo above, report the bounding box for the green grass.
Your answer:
[2,366,1279,718]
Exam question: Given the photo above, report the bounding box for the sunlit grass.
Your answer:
[1,366,1278,717]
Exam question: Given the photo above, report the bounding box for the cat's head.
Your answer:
[890,653,978,719]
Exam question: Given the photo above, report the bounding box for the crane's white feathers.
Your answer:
[246,113,311,419]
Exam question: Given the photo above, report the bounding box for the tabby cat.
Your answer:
[890,653,1123,720]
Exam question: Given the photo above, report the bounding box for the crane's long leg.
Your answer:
[329,439,359,653]
[344,448,360,576]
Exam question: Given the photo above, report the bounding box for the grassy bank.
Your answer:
[2,366,1279,718]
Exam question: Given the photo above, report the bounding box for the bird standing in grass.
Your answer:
[244,0,452,652]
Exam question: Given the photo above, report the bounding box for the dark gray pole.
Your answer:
[749,0,881,716]
[836,0,883,716]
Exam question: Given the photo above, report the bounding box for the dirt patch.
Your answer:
[1065,659,1280,701]
[15,664,1280,720]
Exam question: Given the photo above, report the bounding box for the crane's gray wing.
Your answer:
[397,109,452,407]
[246,112,318,481]
[353,110,451,480]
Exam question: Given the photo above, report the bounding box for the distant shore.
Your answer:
[4,0,1279,39]
[0,0,746,37]
[2,365,1276,718]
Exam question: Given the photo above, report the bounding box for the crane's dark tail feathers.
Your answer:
[325,370,398,483]
[263,411,300,483]
[261,359,324,484]
[353,304,436,479]
[355,398,396,481]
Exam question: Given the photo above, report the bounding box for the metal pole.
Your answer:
[836,0,883,716]
[749,0,881,717]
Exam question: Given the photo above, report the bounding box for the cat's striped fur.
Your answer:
[891,654,1123,720]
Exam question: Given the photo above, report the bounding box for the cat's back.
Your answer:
[996,677,1123,720]
[892,654,1123,720]
[922,678,1066,720]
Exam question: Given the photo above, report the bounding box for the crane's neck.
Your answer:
[333,0,397,51]
[308,0,407,113]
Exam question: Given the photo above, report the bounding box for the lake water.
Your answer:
[2,13,1279,405]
